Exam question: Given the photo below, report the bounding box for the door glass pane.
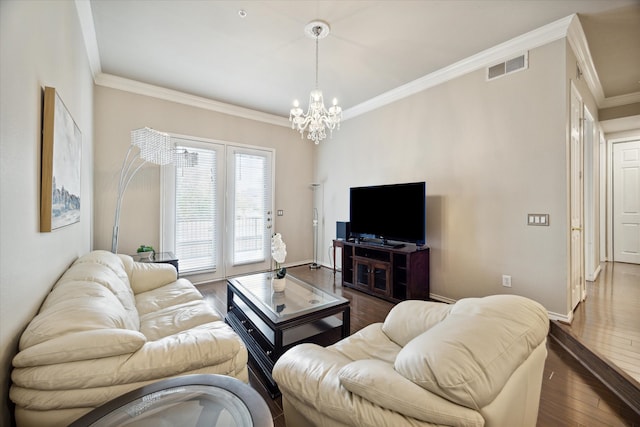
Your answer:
[175,145,218,272]
[356,262,369,286]
[373,267,387,292]
[233,152,267,265]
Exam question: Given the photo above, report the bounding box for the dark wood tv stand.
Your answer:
[335,240,429,302]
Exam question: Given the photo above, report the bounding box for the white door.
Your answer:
[569,84,584,311]
[583,106,599,280]
[225,146,274,276]
[613,140,640,264]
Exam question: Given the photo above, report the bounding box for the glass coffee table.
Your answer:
[226,272,350,397]
[68,374,272,427]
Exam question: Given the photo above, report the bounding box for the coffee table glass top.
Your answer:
[229,272,346,320]
[69,375,273,427]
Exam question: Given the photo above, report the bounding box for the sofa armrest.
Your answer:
[119,255,178,294]
[13,329,146,367]
[11,322,247,390]
[338,359,483,427]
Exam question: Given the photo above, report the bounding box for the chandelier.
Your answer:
[289,20,342,145]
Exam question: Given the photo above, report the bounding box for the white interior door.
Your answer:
[570,84,584,311]
[583,106,599,280]
[225,146,274,276]
[613,140,640,264]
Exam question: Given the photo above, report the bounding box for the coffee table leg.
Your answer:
[343,306,350,337]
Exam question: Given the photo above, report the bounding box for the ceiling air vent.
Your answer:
[487,52,528,81]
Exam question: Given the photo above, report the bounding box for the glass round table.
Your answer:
[69,374,273,427]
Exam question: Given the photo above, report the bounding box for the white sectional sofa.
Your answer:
[273,295,549,427]
[10,250,248,427]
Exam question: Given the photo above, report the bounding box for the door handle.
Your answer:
[571,226,582,231]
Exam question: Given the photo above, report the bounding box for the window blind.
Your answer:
[175,146,218,272]
[233,152,267,265]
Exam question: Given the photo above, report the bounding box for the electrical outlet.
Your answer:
[502,275,512,287]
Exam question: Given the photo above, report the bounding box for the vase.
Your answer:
[272,277,286,293]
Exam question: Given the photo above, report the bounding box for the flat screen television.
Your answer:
[349,181,426,246]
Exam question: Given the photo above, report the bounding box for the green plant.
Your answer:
[137,245,155,254]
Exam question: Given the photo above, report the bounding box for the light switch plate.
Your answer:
[528,214,549,226]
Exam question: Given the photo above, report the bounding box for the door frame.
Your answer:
[569,82,585,313]
[160,133,275,283]
[607,136,640,263]
[583,105,600,281]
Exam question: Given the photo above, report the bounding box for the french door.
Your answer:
[225,146,273,276]
[162,136,273,280]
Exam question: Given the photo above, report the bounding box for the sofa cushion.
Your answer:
[12,329,146,367]
[394,295,549,409]
[135,279,205,316]
[119,255,179,295]
[382,300,452,347]
[18,282,137,350]
[338,359,484,427]
[55,251,139,330]
[138,300,221,341]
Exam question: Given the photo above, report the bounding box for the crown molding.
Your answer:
[78,8,627,125]
[566,14,605,104]
[600,91,640,109]
[74,0,101,77]
[95,73,290,127]
[344,14,575,120]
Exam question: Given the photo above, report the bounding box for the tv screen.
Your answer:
[349,181,426,246]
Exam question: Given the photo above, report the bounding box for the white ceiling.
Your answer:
[87,0,640,119]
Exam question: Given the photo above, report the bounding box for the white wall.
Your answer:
[93,85,315,268]
[316,40,570,315]
[0,1,94,424]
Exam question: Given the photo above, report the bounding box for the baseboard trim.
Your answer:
[547,310,573,323]
[549,321,640,416]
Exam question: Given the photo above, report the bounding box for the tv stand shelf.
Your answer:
[336,240,429,302]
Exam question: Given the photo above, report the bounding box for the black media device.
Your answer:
[336,221,351,240]
[349,181,426,247]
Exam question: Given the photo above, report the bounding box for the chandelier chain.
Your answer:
[315,33,319,89]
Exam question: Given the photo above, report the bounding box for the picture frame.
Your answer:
[40,86,82,232]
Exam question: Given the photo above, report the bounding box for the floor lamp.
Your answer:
[111,127,197,253]
[310,183,321,269]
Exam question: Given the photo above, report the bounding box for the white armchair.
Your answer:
[273,295,549,427]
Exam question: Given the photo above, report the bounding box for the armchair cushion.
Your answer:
[338,359,483,427]
[382,300,452,347]
[394,295,549,409]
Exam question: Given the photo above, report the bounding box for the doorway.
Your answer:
[612,140,640,264]
[161,136,275,281]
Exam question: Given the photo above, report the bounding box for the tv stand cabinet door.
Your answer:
[353,259,371,292]
[371,261,391,297]
[353,258,391,297]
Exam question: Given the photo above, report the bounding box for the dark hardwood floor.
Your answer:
[197,264,639,426]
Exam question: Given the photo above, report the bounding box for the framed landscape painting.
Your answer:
[40,87,82,232]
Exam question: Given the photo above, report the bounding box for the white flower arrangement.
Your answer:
[271,233,287,279]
